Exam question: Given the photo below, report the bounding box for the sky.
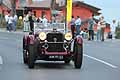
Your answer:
[33,0,120,24]
[85,0,120,23]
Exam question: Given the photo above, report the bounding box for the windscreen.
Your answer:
[34,23,65,34]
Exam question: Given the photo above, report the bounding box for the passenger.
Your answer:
[75,16,81,35]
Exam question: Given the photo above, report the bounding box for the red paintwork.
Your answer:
[28,35,35,44]
[24,35,35,45]
[76,36,83,45]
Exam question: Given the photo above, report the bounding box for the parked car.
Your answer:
[23,23,83,69]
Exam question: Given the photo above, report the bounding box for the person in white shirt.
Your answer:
[111,20,117,39]
[5,11,10,31]
[100,16,106,41]
[75,16,81,35]
[13,14,18,31]
[96,18,102,41]
[42,15,48,27]
[23,14,30,32]
[8,13,14,31]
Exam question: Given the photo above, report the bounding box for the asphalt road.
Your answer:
[0,31,120,80]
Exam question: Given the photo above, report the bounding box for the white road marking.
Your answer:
[0,56,3,64]
[84,54,118,69]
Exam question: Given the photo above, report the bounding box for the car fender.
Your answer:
[28,35,35,45]
[70,35,83,52]
[75,35,83,45]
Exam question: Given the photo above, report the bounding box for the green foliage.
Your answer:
[115,27,120,39]
[0,18,6,28]
[17,19,23,29]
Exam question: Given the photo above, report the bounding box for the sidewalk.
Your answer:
[0,28,24,34]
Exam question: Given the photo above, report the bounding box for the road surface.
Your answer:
[0,31,120,80]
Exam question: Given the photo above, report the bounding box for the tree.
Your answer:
[11,0,16,16]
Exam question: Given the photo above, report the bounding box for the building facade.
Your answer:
[16,0,110,32]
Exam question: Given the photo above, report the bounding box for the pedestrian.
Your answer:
[28,11,34,31]
[70,16,75,38]
[96,18,101,41]
[110,20,117,39]
[32,12,36,22]
[88,15,96,40]
[23,13,30,32]
[100,16,106,41]
[42,15,48,27]
[8,12,14,31]
[5,10,10,31]
[13,14,18,31]
[75,16,81,35]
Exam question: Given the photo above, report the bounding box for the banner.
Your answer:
[67,0,72,22]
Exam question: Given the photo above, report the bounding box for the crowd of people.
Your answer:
[4,10,117,41]
[23,11,48,32]
[5,10,18,32]
[70,15,117,41]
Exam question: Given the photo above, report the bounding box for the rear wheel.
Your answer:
[74,42,83,69]
[28,45,35,69]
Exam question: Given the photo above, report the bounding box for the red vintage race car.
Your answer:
[23,23,83,69]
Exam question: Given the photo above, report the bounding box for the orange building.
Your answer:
[17,0,100,22]
[16,0,110,32]
[0,1,11,15]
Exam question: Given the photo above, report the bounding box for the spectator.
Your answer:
[5,10,10,31]
[88,15,96,40]
[75,16,81,35]
[8,12,14,31]
[32,12,36,22]
[100,16,106,41]
[28,11,34,31]
[111,20,117,39]
[42,15,48,27]
[13,14,18,31]
[70,16,75,38]
[23,14,30,32]
[96,18,101,41]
